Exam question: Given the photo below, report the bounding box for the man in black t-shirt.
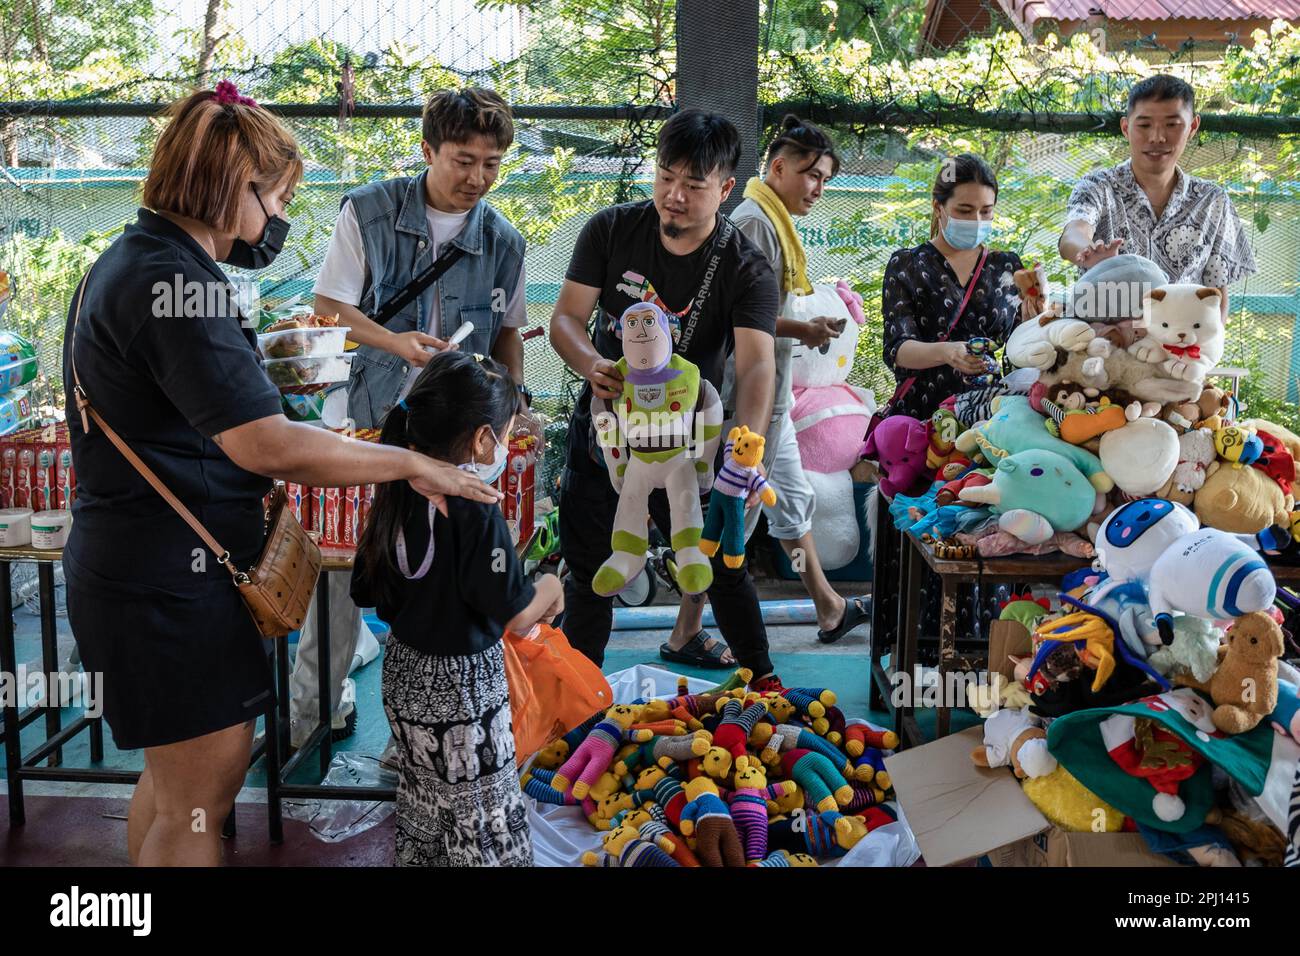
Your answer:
[550,109,784,688]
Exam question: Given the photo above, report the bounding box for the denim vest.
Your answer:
[341,170,525,429]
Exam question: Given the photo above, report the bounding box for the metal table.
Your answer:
[261,549,395,844]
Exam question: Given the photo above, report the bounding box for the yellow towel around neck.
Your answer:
[742,177,812,295]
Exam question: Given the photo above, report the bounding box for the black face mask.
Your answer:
[223,186,290,270]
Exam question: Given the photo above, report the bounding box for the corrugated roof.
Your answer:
[1006,0,1300,23]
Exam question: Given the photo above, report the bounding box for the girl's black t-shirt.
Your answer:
[350,493,536,657]
[880,241,1024,421]
[62,208,285,588]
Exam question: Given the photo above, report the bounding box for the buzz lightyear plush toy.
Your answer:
[590,301,723,597]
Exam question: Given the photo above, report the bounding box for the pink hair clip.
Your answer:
[213,79,257,108]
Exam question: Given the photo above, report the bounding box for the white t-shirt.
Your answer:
[313,199,527,399]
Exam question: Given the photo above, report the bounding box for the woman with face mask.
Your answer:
[880,153,1028,422]
[61,83,503,867]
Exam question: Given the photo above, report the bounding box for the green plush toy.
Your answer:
[956,395,1114,493]
[958,449,1098,544]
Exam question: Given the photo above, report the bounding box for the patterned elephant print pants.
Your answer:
[382,639,533,866]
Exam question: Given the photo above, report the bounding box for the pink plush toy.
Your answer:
[787,281,877,568]
[550,705,651,799]
[863,415,933,499]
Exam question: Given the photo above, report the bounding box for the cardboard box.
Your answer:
[884,725,1183,868]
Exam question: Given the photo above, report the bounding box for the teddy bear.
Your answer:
[549,704,652,799]
[615,806,700,867]
[788,280,876,569]
[1155,427,1219,504]
[780,748,855,812]
[581,820,680,868]
[1194,460,1294,534]
[679,776,746,867]
[699,424,777,569]
[589,300,723,597]
[751,721,853,775]
[1128,285,1224,387]
[726,755,798,864]
[1176,611,1285,734]
[971,707,1058,779]
[1013,261,1050,318]
[863,414,933,500]
[754,849,820,867]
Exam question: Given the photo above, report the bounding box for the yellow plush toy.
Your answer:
[700,425,778,569]
[581,820,680,867]
[766,783,805,817]
[1021,765,1126,832]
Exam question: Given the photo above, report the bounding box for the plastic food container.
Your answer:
[258,326,352,361]
[262,353,355,395]
[30,509,70,549]
[0,508,32,546]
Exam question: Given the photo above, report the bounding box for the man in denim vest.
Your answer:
[299,88,527,750]
[315,87,528,431]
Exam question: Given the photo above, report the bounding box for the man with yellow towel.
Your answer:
[662,115,870,664]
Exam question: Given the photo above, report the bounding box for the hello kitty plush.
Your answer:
[788,281,876,570]
[1129,285,1224,386]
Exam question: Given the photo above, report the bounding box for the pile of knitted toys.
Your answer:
[967,498,1300,867]
[872,254,1300,562]
[519,669,903,867]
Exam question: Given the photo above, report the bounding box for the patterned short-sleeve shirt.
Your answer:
[1065,160,1257,287]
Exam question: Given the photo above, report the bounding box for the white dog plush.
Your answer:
[1129,285,1224,385]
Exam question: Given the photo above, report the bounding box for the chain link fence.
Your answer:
[3,0,1300,432]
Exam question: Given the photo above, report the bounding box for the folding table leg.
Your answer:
[0,560,24,825]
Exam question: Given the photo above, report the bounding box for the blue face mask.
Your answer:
[942,212,993,250]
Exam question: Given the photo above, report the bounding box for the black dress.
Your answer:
[873,241,1024,672]
[61,209,285,750]
[881,241,1023,421]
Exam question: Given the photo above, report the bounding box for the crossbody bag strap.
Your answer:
[70,268,242,580]
[370,243,467,327]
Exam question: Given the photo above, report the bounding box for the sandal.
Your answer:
[817,596,871,645]
[659,631,736,670]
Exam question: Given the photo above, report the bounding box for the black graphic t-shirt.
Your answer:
[881,241,1023,421]
[563,200,779,469]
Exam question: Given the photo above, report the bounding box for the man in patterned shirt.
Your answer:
[1058,74,1256,320]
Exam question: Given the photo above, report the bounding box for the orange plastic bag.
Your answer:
[502,622,612,766]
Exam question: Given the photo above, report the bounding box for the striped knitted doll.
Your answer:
[679,777,746,867]
[633,776,689,830]
[713,698,771,763]
[768,807,897,857]
[784,686,837,721]
[753,722,852,775]
[850,748,891,789]
[843,725,899,757]
[582,821,680,868]
[754,849,819,867]
[781,748,855,812]
[613,733,712,777]
[613,806,701,867]
[727,756,798,864]
[550,704,652,799]
[700,425,777,569]
[812,703,848,740]
[841,779,888,813]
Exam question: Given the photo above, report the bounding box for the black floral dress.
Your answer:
[881,241,1024,421]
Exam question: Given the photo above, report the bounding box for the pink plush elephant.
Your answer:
[863,415,932,499]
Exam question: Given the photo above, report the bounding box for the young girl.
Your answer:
[352,350,562,867]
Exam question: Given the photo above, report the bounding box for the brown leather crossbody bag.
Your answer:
[69,269,321,637]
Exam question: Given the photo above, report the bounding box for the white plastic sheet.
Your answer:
[527,663,921,868]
